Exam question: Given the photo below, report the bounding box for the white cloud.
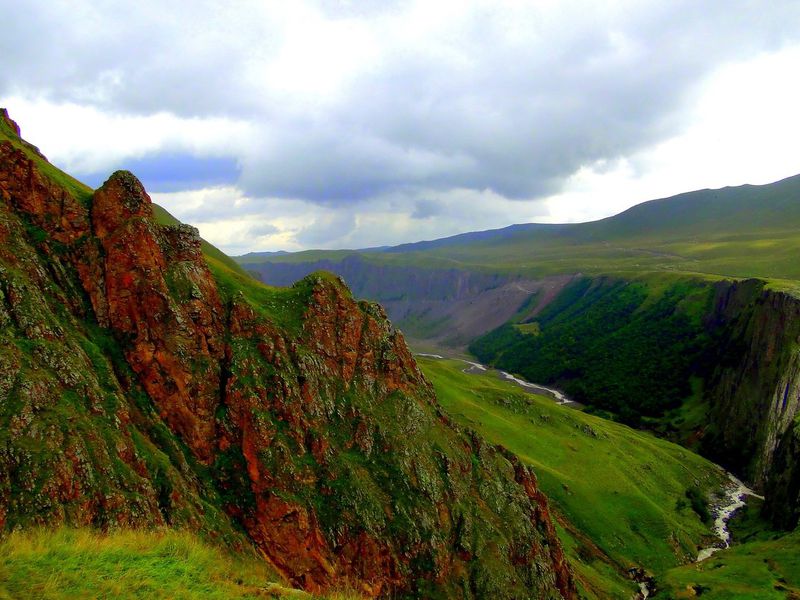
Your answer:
[540,47,800,224]
[0,97,252,175]
[3,1,800,251]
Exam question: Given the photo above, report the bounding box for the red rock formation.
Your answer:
[0,109,576,599]
[87,171,225,463]
[0,140,89,245]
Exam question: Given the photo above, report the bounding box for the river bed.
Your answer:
[696,473,764,561]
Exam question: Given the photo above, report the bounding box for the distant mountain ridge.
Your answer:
[241,173,800,288]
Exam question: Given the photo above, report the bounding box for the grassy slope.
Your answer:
[469,274,721,421]
[238,175,800,288]
[659,529,800,599]
[418,356,728,599]
[0,529,363,600]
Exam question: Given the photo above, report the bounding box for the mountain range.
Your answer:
[3,106,800,598]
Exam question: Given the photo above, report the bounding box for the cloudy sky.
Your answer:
[3,1,800,254]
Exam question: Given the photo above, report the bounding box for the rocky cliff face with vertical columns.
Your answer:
[701,279,800,528]
[0,109,574,598]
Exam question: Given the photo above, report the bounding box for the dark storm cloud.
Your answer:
[3,0,800,233]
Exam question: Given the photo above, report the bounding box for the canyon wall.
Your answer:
[702,280,800,528]
[248,257,575,347]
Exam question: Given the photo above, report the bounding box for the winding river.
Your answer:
[696,473,764,561]
[415,352,765,598]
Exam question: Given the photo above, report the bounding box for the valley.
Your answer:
[2,103,799,600]
[241,173,800,598]
[3,0,799,597]
[415,355,770,598]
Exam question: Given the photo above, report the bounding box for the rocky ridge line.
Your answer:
[0,109,575,599]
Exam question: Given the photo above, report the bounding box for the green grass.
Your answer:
[659,529,800,599]
[512,322,540,336]
[417,356,728,598]
[0,529,283,599]
[0,528,365,600]
[206,256,337,335]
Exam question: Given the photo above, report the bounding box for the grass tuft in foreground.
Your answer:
[0,528,364,600]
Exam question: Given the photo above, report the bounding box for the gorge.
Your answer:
[3,103,800,598]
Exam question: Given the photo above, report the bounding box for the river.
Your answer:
[415,353,577,407]
[696,473,764,561]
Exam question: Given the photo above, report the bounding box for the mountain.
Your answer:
[378,174,800,253]
[240,173,800,282]
[238,174,800,348]
[238,172,800,535]
[0,108,575,599]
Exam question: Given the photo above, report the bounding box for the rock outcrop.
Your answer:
[245,255,575,347]
[0,110,575,598]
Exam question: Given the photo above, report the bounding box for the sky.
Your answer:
[2,0,800,255]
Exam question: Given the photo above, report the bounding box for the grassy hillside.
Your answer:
[659,528,800,599]
[469,274,721,422]
[417,356,729,599]
[238,174,800,285]
[0,529,363,600]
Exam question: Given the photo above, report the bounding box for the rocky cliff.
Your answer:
[246,256,574,347]
[701,279,800,528]
[0,109,574,598]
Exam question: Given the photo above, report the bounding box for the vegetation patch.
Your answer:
[659,529,800,599]
[469,276,717,423]
[0,528,365,600]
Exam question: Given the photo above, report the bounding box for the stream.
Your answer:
[696,473,764,561]
[415,353,577,406]
[497,370,573,405]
